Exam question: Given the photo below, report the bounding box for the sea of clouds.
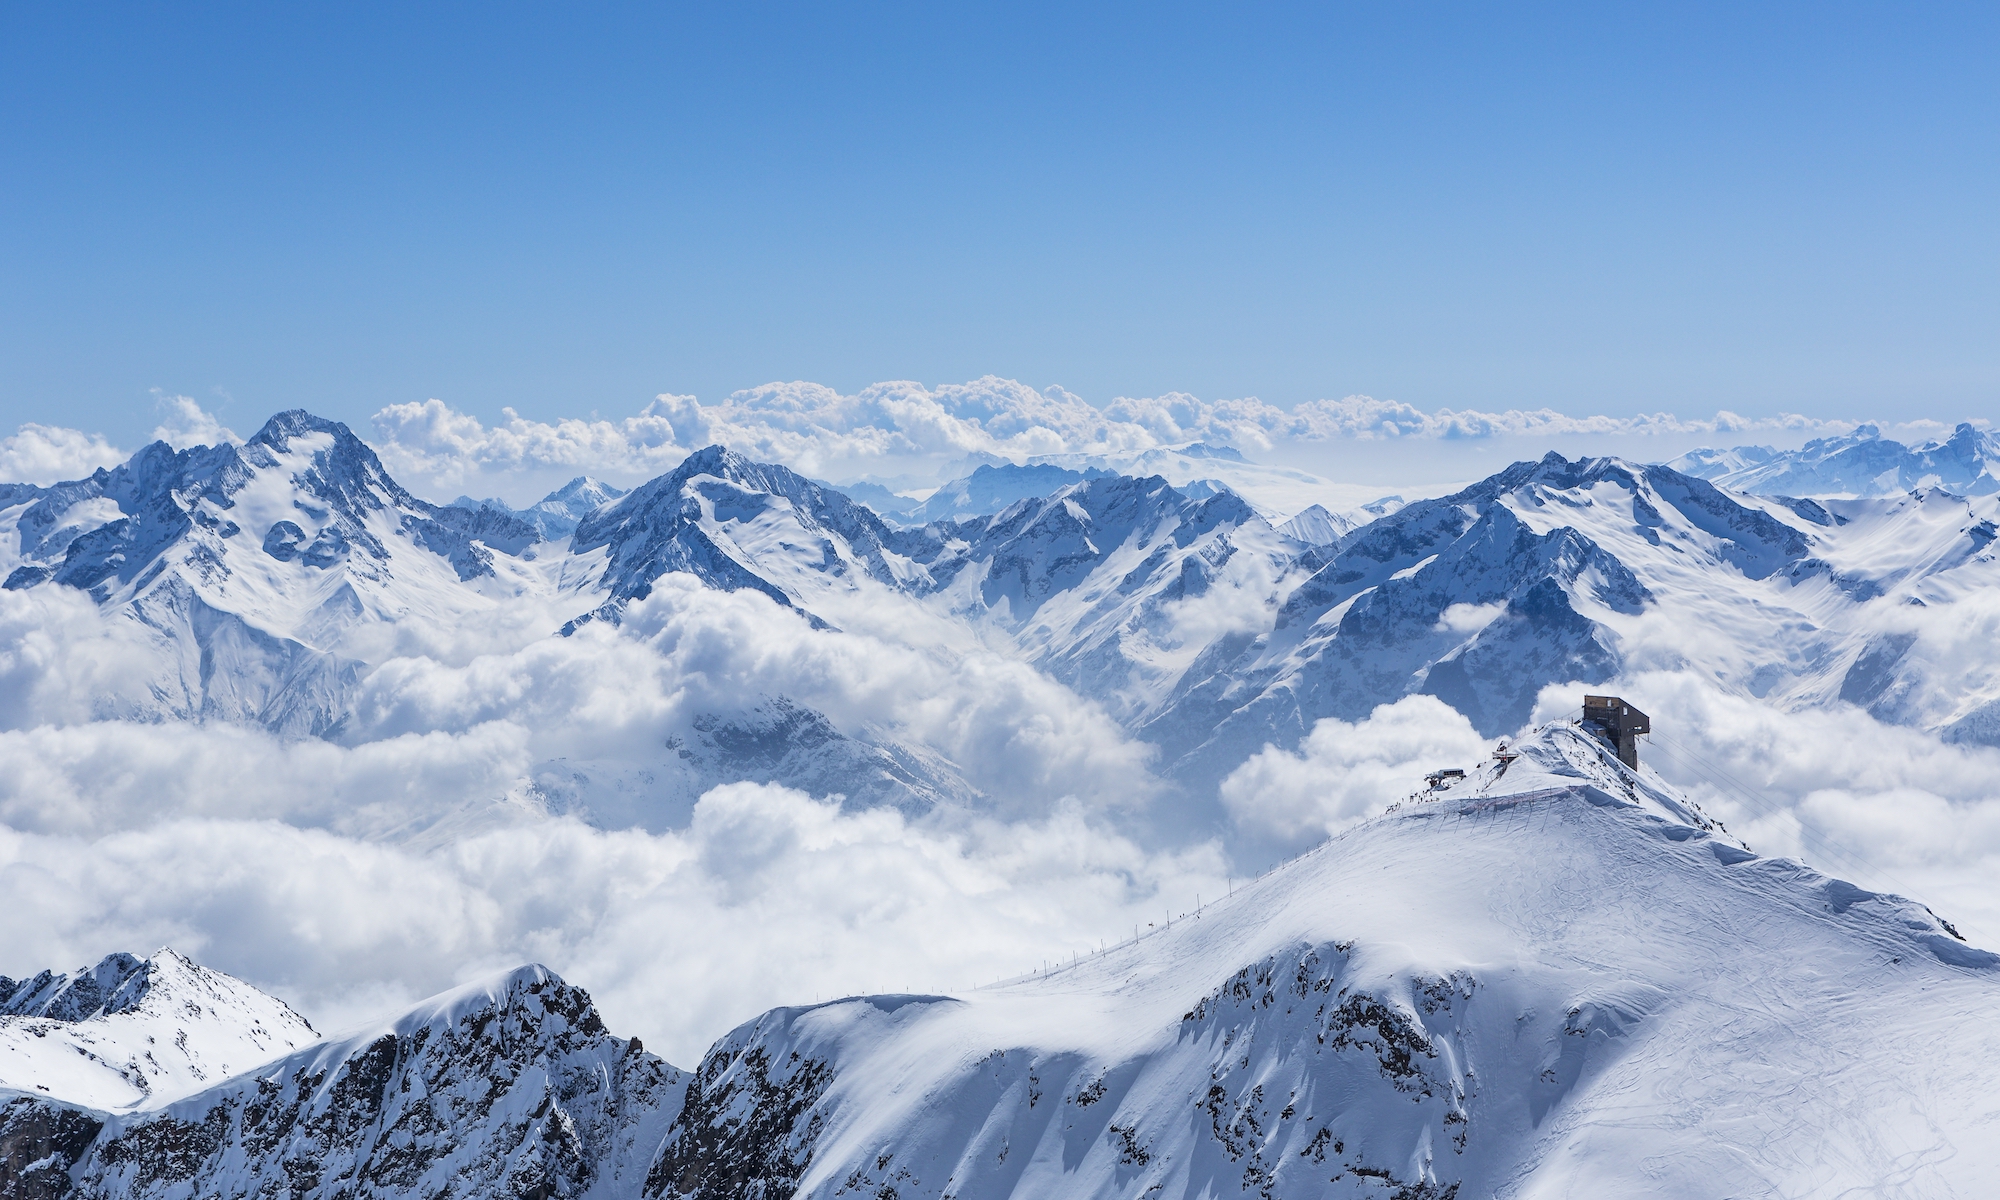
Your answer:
[3,383,1997,1066]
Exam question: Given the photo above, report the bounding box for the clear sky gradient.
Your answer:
[3,2,1995,443]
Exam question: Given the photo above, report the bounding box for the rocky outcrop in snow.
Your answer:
[11,966,684,1200]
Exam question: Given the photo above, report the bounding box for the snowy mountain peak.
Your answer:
[543,474,626,511]
[451,474,629,538]
[32,962,686,1200]
[1274,502,1355,546]
[0,948,316,1111]
[569,443,899,626]
[0,408,562,734]
[1407,718,1723,834]
[243,407,348,452]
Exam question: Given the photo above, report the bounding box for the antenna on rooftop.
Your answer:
[1581,695,1649,768]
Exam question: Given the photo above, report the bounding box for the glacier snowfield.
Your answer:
[3,409,2000,1196]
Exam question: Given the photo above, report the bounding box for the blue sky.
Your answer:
[2,2,1995,444]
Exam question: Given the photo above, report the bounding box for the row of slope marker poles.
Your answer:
[971,770,1460,993]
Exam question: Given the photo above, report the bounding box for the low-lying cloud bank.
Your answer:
[0,787,1228,1067]
[6,625,1998,1066]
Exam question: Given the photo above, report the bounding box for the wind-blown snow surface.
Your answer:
[662,725,2000,1200]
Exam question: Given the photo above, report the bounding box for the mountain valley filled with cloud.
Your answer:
[3,388,1999,1195]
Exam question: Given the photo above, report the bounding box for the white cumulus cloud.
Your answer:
[1219,695,1492,841]
[0,425,128,487]
[149,393,240,449]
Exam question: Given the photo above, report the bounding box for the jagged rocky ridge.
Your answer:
[0,950,318,1113]
[2,966,684,1200]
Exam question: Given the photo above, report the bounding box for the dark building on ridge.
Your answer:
[1583,695,1649,768]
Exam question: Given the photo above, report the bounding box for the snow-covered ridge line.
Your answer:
[650,720,1999,1199]
[3,963,686,1200]
[0,948,317,1113]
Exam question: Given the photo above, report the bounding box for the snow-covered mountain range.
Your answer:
[6,721,1994,1198]
[8,403,2000,1194]
[1669,420,2000,498]
[6,409,2000,836]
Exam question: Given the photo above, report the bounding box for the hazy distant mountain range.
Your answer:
[1669,420,2000,497]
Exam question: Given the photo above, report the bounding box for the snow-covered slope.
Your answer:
[7,965,685,1200]
[652,722,1999,1199]
[0,949,316,1111]
[1669,421,2000,497]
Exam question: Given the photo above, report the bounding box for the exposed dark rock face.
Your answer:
[643,1032,834,1199]
[47,967,683,1200]
[0,1098,105,1200]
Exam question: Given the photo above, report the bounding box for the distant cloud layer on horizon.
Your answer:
[4,379,1979,496]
